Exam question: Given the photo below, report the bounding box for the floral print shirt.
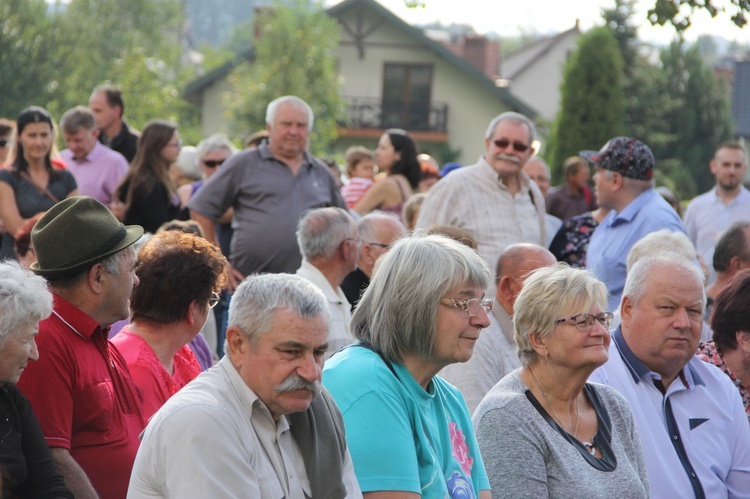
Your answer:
[698,340,750,423]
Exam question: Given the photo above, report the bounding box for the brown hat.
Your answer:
[30,196,144,279]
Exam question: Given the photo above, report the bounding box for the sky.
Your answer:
[326,0,750,46]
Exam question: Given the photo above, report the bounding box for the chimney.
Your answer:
[462,34,499,80]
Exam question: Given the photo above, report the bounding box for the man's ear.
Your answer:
[87,263,106,294]
[620,295,634,325]
[497,275,514,303]
[226,326,248,357]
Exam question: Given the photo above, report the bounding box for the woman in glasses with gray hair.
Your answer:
[474,263,649,498]
[324,234,492,498]
[0,261,72,498]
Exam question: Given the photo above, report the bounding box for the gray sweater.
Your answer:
[473,371,649,498]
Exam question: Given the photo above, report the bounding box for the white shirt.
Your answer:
[296,260,354,358]
[127,357,362,498]
[439,300,521,414]
[683,186,750,284]
[416,156,546,271]
[590,328,750,499]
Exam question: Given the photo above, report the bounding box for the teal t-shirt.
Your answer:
[323,344,490,497]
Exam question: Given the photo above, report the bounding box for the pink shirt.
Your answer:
[341,177,374,208]
[61,141,129,205]
[111,328,201,420]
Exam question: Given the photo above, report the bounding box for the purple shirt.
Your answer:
[62,141,129,205]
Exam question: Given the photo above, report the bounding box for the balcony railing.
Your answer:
[343,97,448,133]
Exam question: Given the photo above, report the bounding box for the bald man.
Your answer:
[439,243,556,412]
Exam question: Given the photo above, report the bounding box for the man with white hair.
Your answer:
[590,254,750,498]
[415,112,546,270]
[189,95,346,289]
[341,211,405,310]
[295,207,359,356]
[128,273,361,497]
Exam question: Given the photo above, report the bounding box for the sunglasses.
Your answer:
[493,139,530,153]
[202,159,225,168]
[0,138,7,148]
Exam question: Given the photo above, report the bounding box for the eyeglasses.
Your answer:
[440,297,493,317]
[493,139,531,153]
[167,140,183,150]
[366,241,391,250]
[0,138,7,148]
[555,312,613,332]
[208,292,221,309]
[202,159,225,168]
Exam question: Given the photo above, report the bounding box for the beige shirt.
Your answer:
[296,260,354,358]
[439,300,521,414]
[416,156,546,270]
[128,357,362,498]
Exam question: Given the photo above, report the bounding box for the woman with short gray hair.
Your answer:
[0,261,72,497]
[474,263,649,498]
[324,234,493,498]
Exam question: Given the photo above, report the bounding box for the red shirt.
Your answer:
[17,295,145,499]
[111,327,201,419]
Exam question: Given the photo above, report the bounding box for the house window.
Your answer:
[382,63,433,131]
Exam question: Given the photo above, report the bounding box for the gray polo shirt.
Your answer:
[188,144,346,275]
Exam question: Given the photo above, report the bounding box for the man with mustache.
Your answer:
[590,254,750,498]
[415,112,546,272]
[128,274,361,498]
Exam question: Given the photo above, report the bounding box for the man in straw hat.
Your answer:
[17,196,146,499]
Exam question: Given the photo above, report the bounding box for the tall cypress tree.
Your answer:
[546,27,626,180]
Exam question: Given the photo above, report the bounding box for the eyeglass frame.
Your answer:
[365,241,391,250]
[208,291,221,309]
[439,297,493,317]
[493,139,531,153]
[554,312,613,332]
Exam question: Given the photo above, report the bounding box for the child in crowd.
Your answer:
[341,146,376,208]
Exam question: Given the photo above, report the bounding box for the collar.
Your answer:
[612,326,705,388]
[710,185,750,205]
[218,356,290,430]
[297,260,348,306]
[51,294,105,340]
[258,142,313,169]
[607,188,658,227]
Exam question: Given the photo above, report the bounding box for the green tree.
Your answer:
[601,1,678,162]
[47,0,188,129]
[546,27,626,180]
[648,0,748,30]
[0,0,60,116]
[660,42,734,196]
[225,0,345,155]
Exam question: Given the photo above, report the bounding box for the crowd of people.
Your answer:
[0,88,749,498]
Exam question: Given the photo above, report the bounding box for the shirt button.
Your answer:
[673,435,678,440]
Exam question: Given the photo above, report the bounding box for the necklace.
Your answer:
[529,366,597,455]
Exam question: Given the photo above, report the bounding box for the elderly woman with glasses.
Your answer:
[111,230,227,419]
[473,263,649,498]
[324,234,493,498]
[0,262,72,498]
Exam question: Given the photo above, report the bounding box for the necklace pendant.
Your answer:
[582,441,596,455]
